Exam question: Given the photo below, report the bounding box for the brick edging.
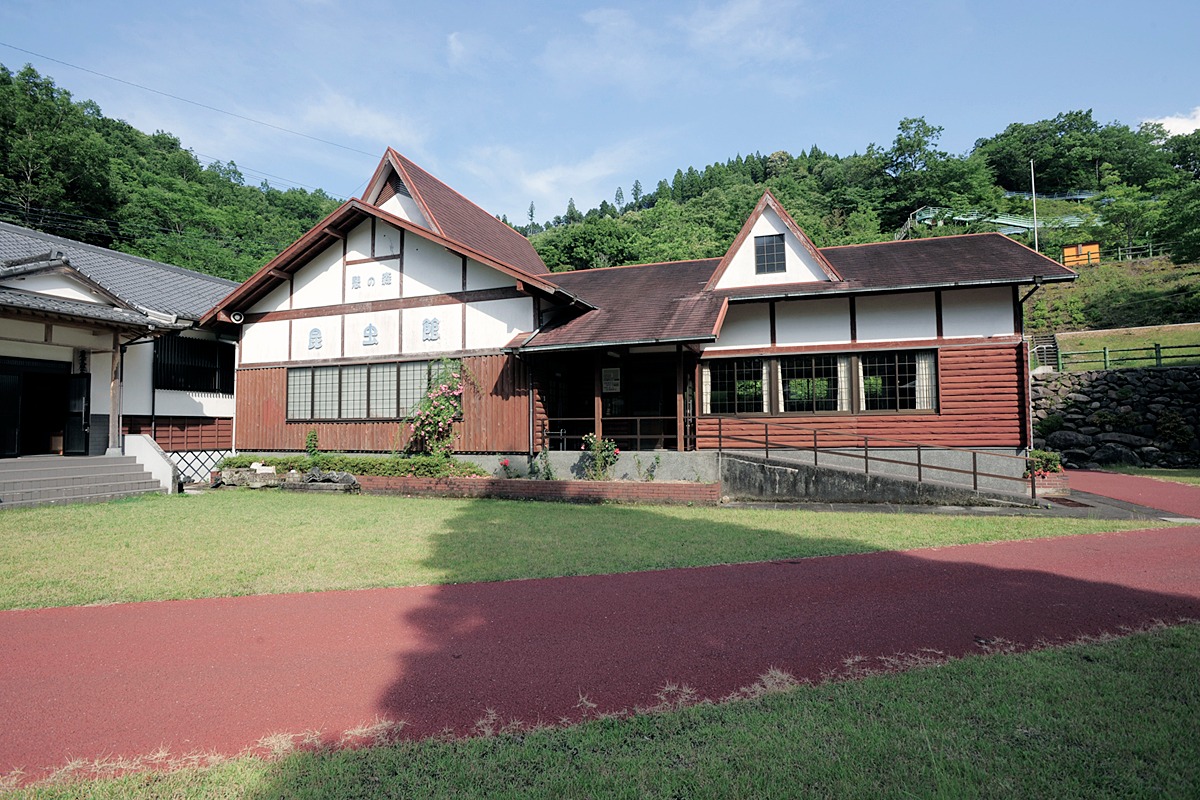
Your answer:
[356,475,720,505]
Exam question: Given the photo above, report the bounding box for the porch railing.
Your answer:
[541,416,683,452]
[715,418,1045,499]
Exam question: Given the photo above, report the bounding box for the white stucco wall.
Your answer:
[941,286,1015,338]
[402,305,463,353]
[248,281,291,314]
[239,320,290,364]
[153,391,236,417]
[343,310,401,358]
[706,303,771,351]
[466,259,513,291]
[345,219,373,262]
[291,243,343,309]
[379,193,431,229]
[856,292,938,342]
[1,272,106,303]
[465,298,533,350]
[713,207,831,290]
[291,316,343,360]
[775,297,852,346]
[0,338,73,362]
[405,239,462,297]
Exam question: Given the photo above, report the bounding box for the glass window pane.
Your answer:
[754,234,786,274]
[398,361,429,416]
[369,363,398,418]
[287,368,311,419]
[781,355,840,412]
[341,365,368,419]
[312,366,340,419]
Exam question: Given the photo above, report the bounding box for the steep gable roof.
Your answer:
[705,191,841,290]
[203,199,587,327]
[364,149,549,276]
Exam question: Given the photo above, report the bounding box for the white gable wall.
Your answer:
[405,237,462,297]
[291,242,343,309]
[379,193,430,230]
[1,272,110,304]
[714,208,830,290]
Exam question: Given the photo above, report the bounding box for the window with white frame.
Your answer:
[754,234,786,274]
[702,350,937,415]
[286,360,434,421]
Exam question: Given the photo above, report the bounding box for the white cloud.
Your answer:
[1146,107,1200,136]
[538,8,671,93]
[458,137,661,221]
[297,89,429,155]
[677,0,813,66]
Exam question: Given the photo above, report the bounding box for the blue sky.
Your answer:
[4,0,1198,226]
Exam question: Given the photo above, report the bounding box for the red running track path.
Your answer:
[2,527,1199,782]
[1068,469,1200,518]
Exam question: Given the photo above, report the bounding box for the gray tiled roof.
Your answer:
[0,287,166,328]
[0,222,237,321]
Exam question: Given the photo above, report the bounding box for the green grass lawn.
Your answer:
[1056,323,1200,370]
[9,623,1198,798]
[0,490,1165,611]
[1101,466,1200,486]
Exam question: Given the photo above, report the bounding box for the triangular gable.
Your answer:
[361,149,549,276]
[705,191,842,291]
[363,151,437,233]
[0,255,129,309]
[202,198,588,327]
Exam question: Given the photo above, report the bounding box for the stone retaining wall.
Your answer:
[1031,366,1200,468]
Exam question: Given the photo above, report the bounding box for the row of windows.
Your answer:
[286,361,433,420]
[702,351,938,415]
[153,335,235,395]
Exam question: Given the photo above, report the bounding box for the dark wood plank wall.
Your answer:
[234,354,531,453]
[695,342,1028,450]
[123,416,233,451]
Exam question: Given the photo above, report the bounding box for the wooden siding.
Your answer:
[696,342,1028,450]
[123,416,233,451]
[234,354,531,453]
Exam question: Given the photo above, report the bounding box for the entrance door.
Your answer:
[0,374,18,457]
[63,373,90,456]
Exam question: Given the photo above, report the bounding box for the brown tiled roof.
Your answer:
[521,259,724,351]
[388,150,549,276]
[820,233,1076,289]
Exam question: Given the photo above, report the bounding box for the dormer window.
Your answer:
[754,234,786,274]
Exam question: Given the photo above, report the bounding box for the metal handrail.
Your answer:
[541,416,680,452]
[716,417,1042,498]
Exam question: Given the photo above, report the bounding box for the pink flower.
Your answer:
[501,458,509,467]
[614,448,620,455]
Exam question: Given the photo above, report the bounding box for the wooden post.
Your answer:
[593,354,603,440]
[108,333,121,455]
[675,347,685,452]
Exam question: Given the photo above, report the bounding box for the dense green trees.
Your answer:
[3,62,1198,279]
[0,64,338,280]
[530,109,1200,272]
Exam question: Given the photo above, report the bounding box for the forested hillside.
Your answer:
[0,64,339,281]
[527,116,1200,274]
[4,61,1200,292]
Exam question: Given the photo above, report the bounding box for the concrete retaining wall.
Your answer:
[720,454,1037,506]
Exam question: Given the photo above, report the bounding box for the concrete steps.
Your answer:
[0,455,163,510]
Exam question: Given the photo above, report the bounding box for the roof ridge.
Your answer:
[553,257,722,275]
[821,232,1003,252]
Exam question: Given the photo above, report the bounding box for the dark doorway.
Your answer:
[0,357,77,457]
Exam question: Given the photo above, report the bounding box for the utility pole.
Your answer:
[1030,160,1039,252]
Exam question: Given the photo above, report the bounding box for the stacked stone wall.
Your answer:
[1031,367,1200,468]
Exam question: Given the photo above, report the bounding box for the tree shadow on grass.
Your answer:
[248,499,1199,796]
